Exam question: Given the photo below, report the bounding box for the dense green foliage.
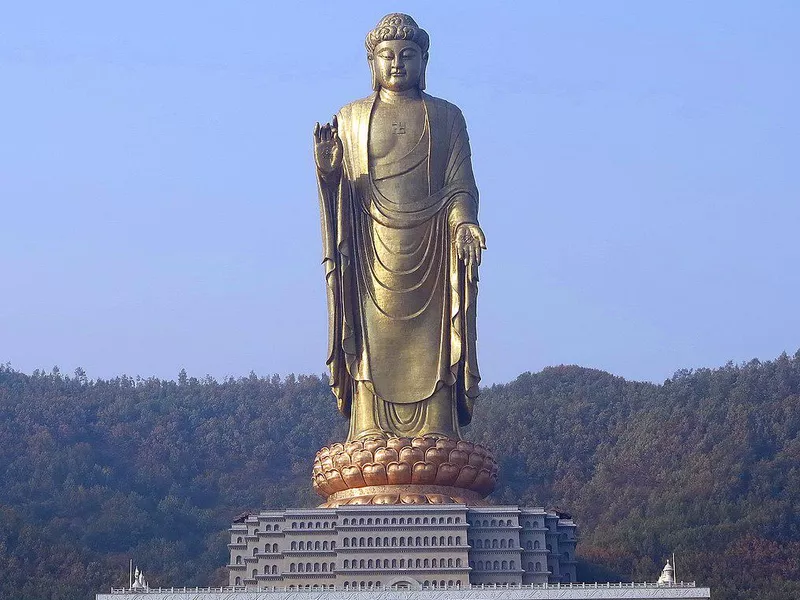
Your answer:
[1,353,799,600]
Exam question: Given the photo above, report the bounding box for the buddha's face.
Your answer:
[372,40,426,92]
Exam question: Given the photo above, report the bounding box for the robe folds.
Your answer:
[316,92,481,436]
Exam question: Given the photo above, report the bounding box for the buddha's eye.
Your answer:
[400,51,416,60]
[378,51,394,60]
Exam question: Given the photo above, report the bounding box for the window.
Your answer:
[272,565,277,574]
[343,538,349,547]
[509,538,514,547]
[234,577,241,585]
[535,561,542,571]
[447,517,453,524]
[500,539,506,548]
[502,561,508,570]
[475,539,482,549]
[456,558,462,567]
[235,556,242,565]
[510,561,516,569]
[534,540,540,549]
[322,541,328,550]
[448,558,453,567]
[236,537,243,544]
[432,558,438,568]
[526,541,532,550]
[456,536,461,545]
[289,564,296,573]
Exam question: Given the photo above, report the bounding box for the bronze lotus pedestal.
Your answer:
[312,436,498,507]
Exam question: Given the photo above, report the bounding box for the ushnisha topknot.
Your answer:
[365,13,430,55]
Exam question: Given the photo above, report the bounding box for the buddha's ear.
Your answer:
[367,54,379,91]
[419,52,429,91]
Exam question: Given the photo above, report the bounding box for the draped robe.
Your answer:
[316,92,480,440]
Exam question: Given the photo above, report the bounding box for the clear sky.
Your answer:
[1,1,798,385]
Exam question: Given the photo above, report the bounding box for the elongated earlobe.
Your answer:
[419,54,428,90]
[368,55,379,91]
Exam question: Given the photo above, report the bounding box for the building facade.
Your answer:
[228,505,577,590]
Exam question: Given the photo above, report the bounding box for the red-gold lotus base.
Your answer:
[312,436,498,507]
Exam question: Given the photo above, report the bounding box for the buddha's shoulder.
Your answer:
[422,93,463,114]
[337,95,376,119]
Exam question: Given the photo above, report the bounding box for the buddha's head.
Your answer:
[365,13,429,92]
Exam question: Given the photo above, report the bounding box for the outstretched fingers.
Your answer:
[314,122,321,143]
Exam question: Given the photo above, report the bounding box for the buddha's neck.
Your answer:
[379,87,422,104]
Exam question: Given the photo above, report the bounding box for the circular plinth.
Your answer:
[312,436,498,507]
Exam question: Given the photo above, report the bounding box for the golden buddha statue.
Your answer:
[313,13,486,444]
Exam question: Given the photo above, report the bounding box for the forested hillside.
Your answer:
[1,353,799,600]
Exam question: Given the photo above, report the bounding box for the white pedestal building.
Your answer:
[227,505,576,591]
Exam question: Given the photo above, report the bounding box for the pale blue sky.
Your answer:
[1,1,798,384]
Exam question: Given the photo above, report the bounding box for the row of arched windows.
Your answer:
[342,535,461,548]
[468,560,520,571]
[526,561,544,572]
[469,518,514,527]
[342,581,461,590]
[341,516,460,526]
[253,544,280,554]
[290,521,333,529]
[259,524,281,532]
[342,557,462,569]
[524,540,542,550]
[288,562,335,573]
[288,541,335,551]
[523,520,542,529]
[470,538,517,549]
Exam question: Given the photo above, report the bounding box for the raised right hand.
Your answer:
[314,116,343,176]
